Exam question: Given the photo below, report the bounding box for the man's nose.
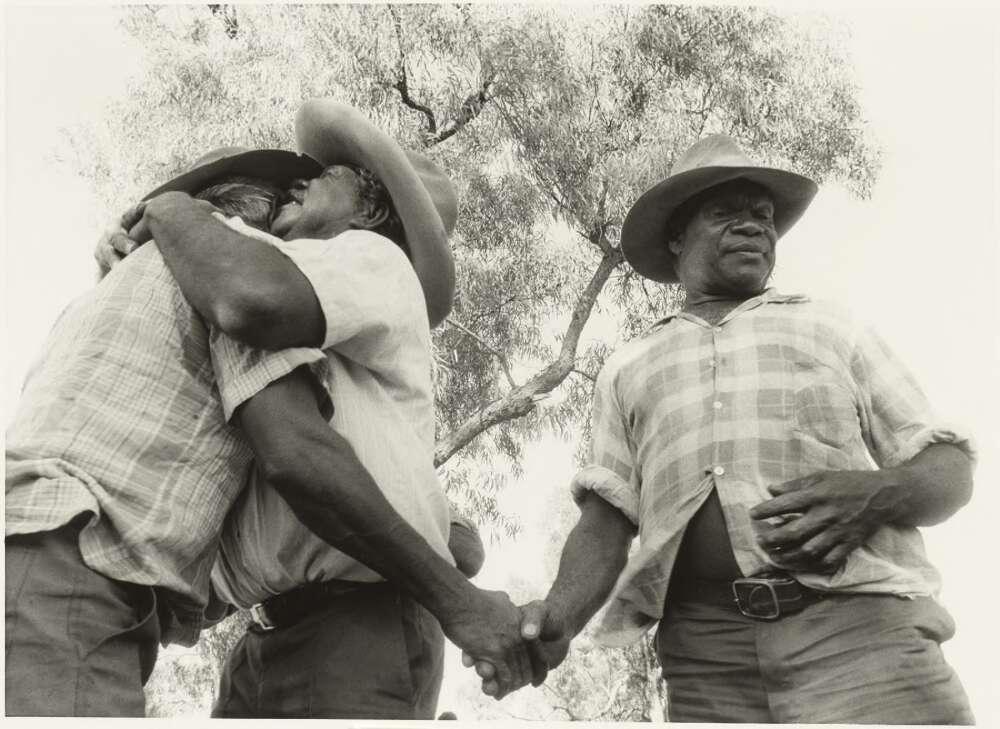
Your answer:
[730,217,768,236]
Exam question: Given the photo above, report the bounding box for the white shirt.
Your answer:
[210,219,452,607]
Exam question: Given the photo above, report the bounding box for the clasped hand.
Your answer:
[455,598,571,700]
[94,194,220,276]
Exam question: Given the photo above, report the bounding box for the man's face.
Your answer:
[270,165,364,240]
[669,180,778,298]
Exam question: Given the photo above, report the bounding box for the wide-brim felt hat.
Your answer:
[142,146,324,201]
[621,134,819,283]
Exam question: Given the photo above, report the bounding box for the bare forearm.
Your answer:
[252,419,472,622]
[545,493,635,637]
[879,443,973,527]
[146,193,322,348]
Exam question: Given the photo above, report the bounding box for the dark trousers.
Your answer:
[5,516,161,716]
[655,593,973,724]
[212,583,444,718]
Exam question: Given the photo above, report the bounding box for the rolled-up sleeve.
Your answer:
[271,230,422,357]
[209,329,331,423]
[570,363,640,525]
[850,323,976,468]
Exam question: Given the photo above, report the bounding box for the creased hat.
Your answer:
[621,134,818,282]
[142,147,324,201]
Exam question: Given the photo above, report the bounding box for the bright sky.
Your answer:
[3,4,999,724]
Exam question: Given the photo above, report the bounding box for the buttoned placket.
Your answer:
[708,323,725,483]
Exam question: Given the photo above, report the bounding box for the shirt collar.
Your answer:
[646,288,811,333]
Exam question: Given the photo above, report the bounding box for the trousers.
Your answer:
[5,515,161,716]
[655,592,973,724]
[212,582,444,718]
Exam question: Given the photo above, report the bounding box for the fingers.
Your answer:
[474,660,495,680]
[749,490,816,521]
[527,642,549,687]
[754,513,827,551]
[820,541,856,570]
[127,216,153,245]
[120,201,147,232]
[766,472,823,497]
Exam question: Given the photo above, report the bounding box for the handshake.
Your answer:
[440,590,576,700]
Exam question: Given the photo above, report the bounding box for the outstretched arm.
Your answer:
[466,491,636,696]
[236,366,533,694]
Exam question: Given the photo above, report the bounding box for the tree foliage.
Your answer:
[67,3,880,719]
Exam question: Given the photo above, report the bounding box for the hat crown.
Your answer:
[672,134,756,175]
[190,146,252,170]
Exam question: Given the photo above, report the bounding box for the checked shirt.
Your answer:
[574,289,973,646]
[5,243,327,645]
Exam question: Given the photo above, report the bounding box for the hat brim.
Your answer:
[142,149,324,201]
[621,166,818,283]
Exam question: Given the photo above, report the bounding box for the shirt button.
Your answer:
[713,400,723,410]
[713,466,725,476]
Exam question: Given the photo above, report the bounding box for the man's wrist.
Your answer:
[544,590,585,639]
[416,561,481,626]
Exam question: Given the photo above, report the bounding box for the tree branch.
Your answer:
[444,317,518,389]
[435,246,623,466]
[386,6,437,136]
[430,70,498,146]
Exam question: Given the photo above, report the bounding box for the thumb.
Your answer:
[519,600,548,640]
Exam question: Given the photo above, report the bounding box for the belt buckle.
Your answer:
[732,577,783,620]
[249,602,276,631]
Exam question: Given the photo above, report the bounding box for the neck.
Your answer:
[680,288,764,326]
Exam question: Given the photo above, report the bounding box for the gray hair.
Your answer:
[195,176,284,232]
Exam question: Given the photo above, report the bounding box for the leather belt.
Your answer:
[670,573,825,620]
[249,579,391,631]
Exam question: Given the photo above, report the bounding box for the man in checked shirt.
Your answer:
[469,135,976,722]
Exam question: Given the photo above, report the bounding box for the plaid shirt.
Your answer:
[5,244,326,645]
[574,289,973,646]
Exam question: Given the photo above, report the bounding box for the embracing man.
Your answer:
[473,135,976,723]
[7,99,532,717]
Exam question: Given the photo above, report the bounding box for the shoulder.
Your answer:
[595,328,671,394]
[764,292,862,333]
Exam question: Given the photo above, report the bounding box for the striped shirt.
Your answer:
[211,223,453,607]
[5,242,327,645]
[574,289,973,646]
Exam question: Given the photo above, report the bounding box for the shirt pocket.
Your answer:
[790,361,861,449]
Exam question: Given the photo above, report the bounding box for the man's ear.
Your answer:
[350,202,391,231]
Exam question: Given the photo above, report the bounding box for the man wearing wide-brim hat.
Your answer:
[7,99,536,717]
[501,135,975,722]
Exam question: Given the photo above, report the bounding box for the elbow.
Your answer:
[424,249,456,330]
[210,289,285,348]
